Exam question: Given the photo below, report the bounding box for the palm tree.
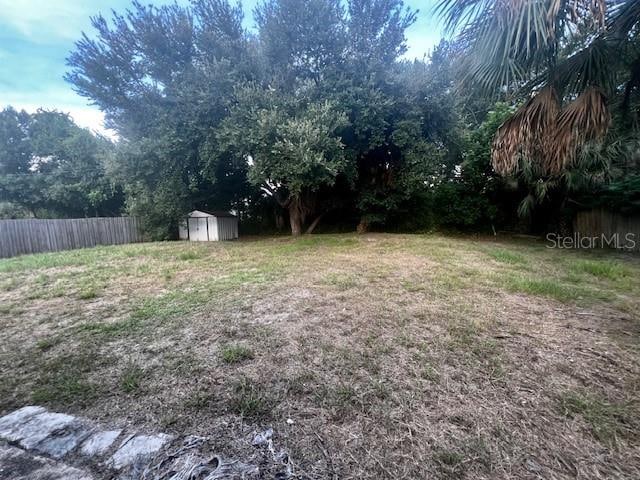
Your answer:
[437,0,640,179]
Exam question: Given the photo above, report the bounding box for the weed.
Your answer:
[571,260,629,280]
[558,391,635,446]
[78,287,98,300]
[36,337,60,351]
[230,377,272,419]
[220,344,254,364]
[323,273,358,289]
[49,285,67,298]
[401,280,425,292]
[31,353,99,407]
[184,391,213,410]
[163,270,175,281]
[0,278,18,291]
[0,248,108,273]
[334,385,358,407]
[25,289,45,300]
[0,304,13,314]
[120,364,145,393]
[421,364,440,382]
[74,318,142,338]
[487,248,528,265]
[505,276,579,302]
[433,449,465,476]
[447,321,479,347]
[286,372,316,395]
[32,377,97,406]
[178,251,201,261]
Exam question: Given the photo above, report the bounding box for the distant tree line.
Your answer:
[1,0,639,238]
[0,108,122,218]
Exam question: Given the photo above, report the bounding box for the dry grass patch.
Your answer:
[1,234,639,479]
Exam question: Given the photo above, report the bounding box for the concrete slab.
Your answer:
[5,412,76,450]
[108,433,174,470]
[0,406,46,438]
[80,429,122,457]
[0,443,93,480]
[32,421,93,459]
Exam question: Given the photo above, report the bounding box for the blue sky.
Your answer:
[0,0,443,136]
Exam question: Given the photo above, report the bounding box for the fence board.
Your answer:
[0,217,143,258]
[574,209,640,252]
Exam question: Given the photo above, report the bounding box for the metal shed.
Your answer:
[179,210,238,241]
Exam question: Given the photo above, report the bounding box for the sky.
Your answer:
[0,0,443,136]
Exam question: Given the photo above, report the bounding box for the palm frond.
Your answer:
[551,86,611,173]
[608,0,640,39]
[517,193,536,218]
[438,0,610,94]
[553,38,616,95]
[622,55,640,116]
[435,0,493,35]
[492,86,560,175]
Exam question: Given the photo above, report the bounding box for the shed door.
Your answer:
[208,217,218,241]
[189,217,209,241]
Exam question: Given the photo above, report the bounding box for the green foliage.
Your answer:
[255,0,346,83]
[177,250,202,261]
[221,88,350,196]
[0,107,31,175]
[0,108,122,218]
[0,0,636,236]
[66,0,253,238]
[422,104,514,231]
[438,0,640,225]
[31,353,100,407]
[64,0,463,236]
[55,0,637,235]
[0,202,30,219]
[583,174,640,215]
[351,41,461,230]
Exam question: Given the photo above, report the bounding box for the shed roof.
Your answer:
[187,209,237,218]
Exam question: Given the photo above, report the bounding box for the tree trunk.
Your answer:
[305,213,324,234]
[289,200,304,236]
[275,212,285,231]
[356,218,369,234]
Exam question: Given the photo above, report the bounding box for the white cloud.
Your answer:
[0,0,96,42]
[0,0,191,43]
[64,107,117,139]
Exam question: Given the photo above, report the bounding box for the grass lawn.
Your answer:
[1,233,639,478]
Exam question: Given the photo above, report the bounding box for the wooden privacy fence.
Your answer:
[0,217,143,258]
[574,209,640,252]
